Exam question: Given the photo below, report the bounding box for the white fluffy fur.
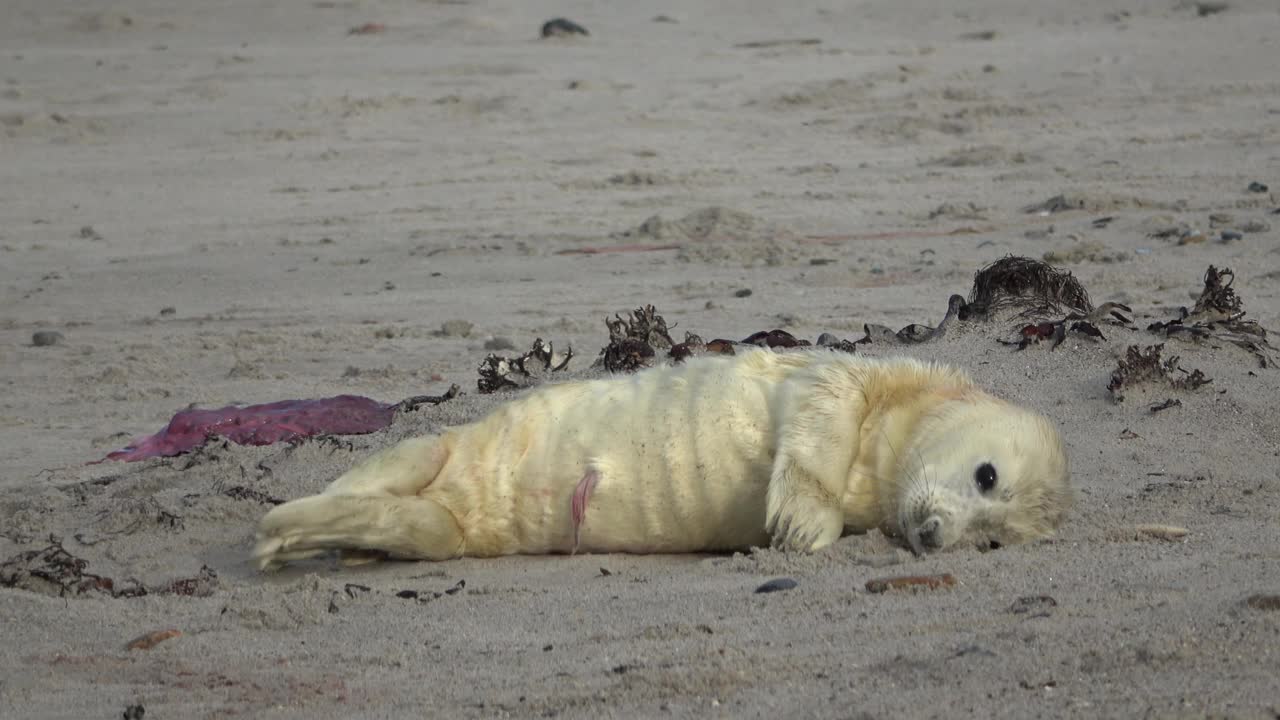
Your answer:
[253,349,1070,569]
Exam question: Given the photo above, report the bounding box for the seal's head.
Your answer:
[895,395,1070,553]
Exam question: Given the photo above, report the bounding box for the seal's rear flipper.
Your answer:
[322,435,451,497]
[253,495,464,571]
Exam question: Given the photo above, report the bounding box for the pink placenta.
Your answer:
[96,395,398,463]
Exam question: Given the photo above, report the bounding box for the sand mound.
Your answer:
[614,206,807,266]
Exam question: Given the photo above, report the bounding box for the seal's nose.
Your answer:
[916,516,944,550]
[906,515,945,554]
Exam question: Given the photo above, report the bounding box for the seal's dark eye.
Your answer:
[975,463,997,492]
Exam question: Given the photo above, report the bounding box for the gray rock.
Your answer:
[32,330,64,347]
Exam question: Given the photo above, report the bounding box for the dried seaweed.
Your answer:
[598,305,674,373]
[964,256,1092,321]
[477,338,573,393]
[611,305,674,350]
[0,538,222,599]
[600,337,656,372]
[1001,302,1134,350]
[1147,266,1275,368]
[222,486,284,505]
[668,332,706,362]
[705,338,737,355]
[394,384,461,412]
[1108,344,1211,402]
[96,497,184,536]
[0,537,144,598]
[740,329,811,348]
[159,565,218,597]
[666,326,861,361]
[859,294,967,345]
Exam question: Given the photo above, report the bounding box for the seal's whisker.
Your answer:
[877,424,921,528]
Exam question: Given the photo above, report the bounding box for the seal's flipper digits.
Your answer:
[253,494,464,570]
[765,461,844,552]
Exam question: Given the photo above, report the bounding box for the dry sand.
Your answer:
[3,0,1280,717]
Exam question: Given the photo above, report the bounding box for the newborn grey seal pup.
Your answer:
[253,349,1070,569]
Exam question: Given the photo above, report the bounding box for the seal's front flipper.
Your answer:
[253,494,464,571]
[765,462,844,553]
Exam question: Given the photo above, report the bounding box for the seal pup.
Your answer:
[253,349,1070,569]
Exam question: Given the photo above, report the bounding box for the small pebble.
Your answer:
[123,704,145,720]
[1219,230,1243,242]
[1239,219,1270,233]
[755,577,799,594]
[809,258,835,266]
[159,306,176,316]
[734,288,753,298]
[541,18,588,37]
[32,330,64,346]
[1246,181,1268,193]
[126,628,181,651]
[484,336,516,351]
[1133,524,1188,541]
[1007,595,1058,615]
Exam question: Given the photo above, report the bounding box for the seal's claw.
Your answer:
[768,494,842,553]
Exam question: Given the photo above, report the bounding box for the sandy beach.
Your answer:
[2,0,1279,717]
